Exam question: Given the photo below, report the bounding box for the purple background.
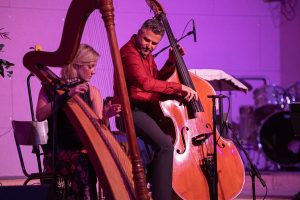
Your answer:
[0,0,299,177]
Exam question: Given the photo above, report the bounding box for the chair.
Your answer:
[11,73,75,199]
[12,120,53,185]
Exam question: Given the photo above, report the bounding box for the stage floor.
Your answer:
[237,171,300,200]
[0,171,299,199]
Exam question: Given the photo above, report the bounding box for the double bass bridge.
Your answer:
[192,132,211,146]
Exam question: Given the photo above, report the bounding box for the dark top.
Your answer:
[43,87,92,152]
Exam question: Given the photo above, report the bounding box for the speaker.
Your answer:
[0,185,53,200]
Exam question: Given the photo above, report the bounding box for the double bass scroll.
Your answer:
[23,0,150,199]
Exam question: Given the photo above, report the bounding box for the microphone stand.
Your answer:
[226,123,267,200]
[49,79,68,199]
[52,85,59,200]
[153,30,194,58]
[207,94,226,200]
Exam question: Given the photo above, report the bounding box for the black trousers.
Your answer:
[132,106,174,200]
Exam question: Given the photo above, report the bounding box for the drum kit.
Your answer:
[189,69,300,170]
[238,82,300,170]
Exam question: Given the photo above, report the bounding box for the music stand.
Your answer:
[189,69,249,93]
[189,69,250,136]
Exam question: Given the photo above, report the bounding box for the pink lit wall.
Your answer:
[280,3,300,87]
[0,0,289,177]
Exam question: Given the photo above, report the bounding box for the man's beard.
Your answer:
[142,47,151,55]
[136,41,151,57]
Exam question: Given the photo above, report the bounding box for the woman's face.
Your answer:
[75,61,97,82]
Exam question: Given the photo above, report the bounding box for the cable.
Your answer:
[216,95,230,143]
[0,127,12,137]
[262,183,268,200]
[153,18,195,57]
[180,19,194,39]
[224,95,231,126]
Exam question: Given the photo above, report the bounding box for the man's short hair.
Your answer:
[140,18,165,36]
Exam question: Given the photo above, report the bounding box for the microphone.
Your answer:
[192,19,197,43]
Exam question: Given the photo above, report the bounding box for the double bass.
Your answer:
[23,0,150,199]
[146,0,245,199]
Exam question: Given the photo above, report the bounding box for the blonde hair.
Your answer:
[61,44,100,81]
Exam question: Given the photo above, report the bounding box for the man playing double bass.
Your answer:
[115,18,198,200]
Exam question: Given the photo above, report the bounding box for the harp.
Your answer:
[23,0,149,199]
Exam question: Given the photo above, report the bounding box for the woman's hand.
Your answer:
[67,82,89,97]
[103,100,122,118]
[181,84,198,102]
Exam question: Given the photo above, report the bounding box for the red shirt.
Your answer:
[119,35,182,103]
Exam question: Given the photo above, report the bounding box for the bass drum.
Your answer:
[259,111,300,165]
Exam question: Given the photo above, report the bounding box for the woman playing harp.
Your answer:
[36,44,121,199]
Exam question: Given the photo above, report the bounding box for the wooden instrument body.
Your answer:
[63,94,135,199]
[159,71,245,200]
[144,0,245,198]
[23,67,137,200]
[23,0,150,199]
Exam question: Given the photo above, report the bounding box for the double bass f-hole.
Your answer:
[177,126,189,154]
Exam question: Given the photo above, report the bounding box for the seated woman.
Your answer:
[36,44,121,199]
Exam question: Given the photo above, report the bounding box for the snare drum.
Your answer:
[253,85,286,122]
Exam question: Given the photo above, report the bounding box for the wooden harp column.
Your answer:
[23,0,150,199]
